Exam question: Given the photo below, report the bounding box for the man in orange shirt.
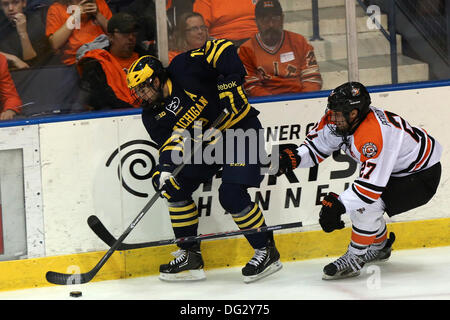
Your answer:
[77,12,140,110]
[105,13,139,71]
[0,53,22,120]
[193,0,258,47]
[46,0,112,65]
[238,0,322,97]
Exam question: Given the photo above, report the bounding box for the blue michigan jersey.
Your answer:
[141,39,261,168]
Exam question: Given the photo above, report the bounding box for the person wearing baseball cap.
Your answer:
[107,12,139,34]
[106,12,139,70]
[255,0,283,18]
[239,0,323,97]
[77,12,141,111]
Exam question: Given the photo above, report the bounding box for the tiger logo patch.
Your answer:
[362,142,378,158]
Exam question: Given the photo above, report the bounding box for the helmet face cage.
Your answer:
[130,77,154,104]
[325,108,352,137]
[325,82,371,137]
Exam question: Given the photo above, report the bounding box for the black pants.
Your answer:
[381,162,442,217]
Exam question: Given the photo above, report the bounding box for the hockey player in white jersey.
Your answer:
[275,82,442,280]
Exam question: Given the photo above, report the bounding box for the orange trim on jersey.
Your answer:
[354,184,381,201]
[307,112,330,134]
[351,231,376,246]
[373,231,388,244]
[414,135,432,170]
[353,111,383,162]
[317,112,331,131]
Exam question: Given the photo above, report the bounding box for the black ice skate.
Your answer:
[322,249,365,280]
[159,245,206,282]
[364,232,396,264]
[242,238,282,283]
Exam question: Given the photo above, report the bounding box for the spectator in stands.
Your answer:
[0,0,53,69]
[76,12,140,110]
[0,53,22,119]
[122,0,194,57]
[193,0,258,47]
[26,0,53,10]
[122,0,156,56]
[168,11,210,62]
[0,51,29,69]
[238,0,322,97]
[45,0,112,66]
[166,0,195,31]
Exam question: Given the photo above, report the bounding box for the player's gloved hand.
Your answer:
[151,165,181,200]
[319,192,346,233]
[217,73,248,114]
[274,143,301,177]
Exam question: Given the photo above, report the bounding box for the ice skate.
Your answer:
[322,249,365,280]
[364,232,396,264]
[159,245,206,282]
[242,238,282,283]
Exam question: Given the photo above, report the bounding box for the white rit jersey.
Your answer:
[296,106,443,213]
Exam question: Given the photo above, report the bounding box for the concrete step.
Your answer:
[311,32,402,62]
[284,5,387,37]
[279,0,346,11]
[319,55,429,90]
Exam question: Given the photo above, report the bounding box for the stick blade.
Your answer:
[45,270,93,285]
[88,215,138,250]
[88,215,117,247]
[87,215,105,233]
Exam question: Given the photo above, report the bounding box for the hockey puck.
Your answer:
[70,291,82,298]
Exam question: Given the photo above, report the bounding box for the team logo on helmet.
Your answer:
[351,87,360,96]
[362,142,378,158]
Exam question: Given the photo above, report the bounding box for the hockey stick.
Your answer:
[88,214,302,250]
[45,110,229,285]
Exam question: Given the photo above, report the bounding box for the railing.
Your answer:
[310,0,323,41]
[309,0,399,83]
[356,0,398,83]
[395,0,450,66]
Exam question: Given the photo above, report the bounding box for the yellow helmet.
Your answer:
[127,55,167,89]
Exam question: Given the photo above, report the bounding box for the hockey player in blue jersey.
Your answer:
[126,39,281,283]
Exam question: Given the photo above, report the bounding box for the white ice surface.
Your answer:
[0,246,449,300]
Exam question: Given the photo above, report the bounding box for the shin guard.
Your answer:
[231,202,269,249]
[168,200,199,249]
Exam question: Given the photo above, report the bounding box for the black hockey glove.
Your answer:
[217,73,248,114]
[274,143,301,177]
[151,164,181,200]
[319,192,346,233]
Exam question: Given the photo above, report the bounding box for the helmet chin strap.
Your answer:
[336,113,356,151]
